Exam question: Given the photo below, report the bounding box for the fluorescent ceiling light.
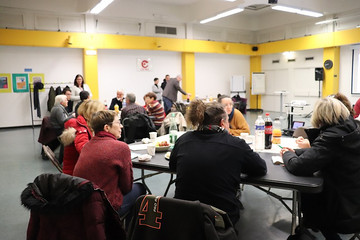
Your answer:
[90,0,114,14]
[225,0,237,2]
[200,8,243,24]
[85,50,97,55]
[272,5,323,18]
[315,19,337,25]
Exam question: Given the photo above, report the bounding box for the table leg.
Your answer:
[141,169,152,194]
[164,173,175,196]
[291,190,298,235]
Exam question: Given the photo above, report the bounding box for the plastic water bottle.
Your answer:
[169,113,178,144]
[272,118,282,144]
[264,113,273,149]
[255,115,265,150]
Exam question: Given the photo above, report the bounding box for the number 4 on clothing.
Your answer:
[138,196,163,229]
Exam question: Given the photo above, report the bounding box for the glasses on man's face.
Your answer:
[107,120,121,126]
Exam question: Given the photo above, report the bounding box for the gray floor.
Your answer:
[0,111,351,240]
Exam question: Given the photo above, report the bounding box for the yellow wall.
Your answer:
[181,52,195,100]
[250,56,262,109]
[83,49,99,100]
[322,47,340,97]
[1,27,360,102]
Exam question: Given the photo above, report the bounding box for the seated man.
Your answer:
[121,93,147,121]
[62,87,73,113]
[73,110,146,224]
[109,90,124,110]
[49,94,73,162]
[218,95,250,136]
[144,92,165,130]
[73,90,90,117]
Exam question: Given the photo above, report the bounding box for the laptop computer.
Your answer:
[283,121,305,136]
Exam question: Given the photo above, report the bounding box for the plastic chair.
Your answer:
[127,195,237,240]
[42,145,63,173]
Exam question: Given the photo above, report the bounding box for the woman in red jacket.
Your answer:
[60,100,105,175]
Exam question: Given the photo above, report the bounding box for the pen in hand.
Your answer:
[278,145,283,149]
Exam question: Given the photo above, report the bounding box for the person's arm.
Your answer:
[117,144,133,195]
[74,128,90,153]
[109,98,116,110]
[229,110,250,136]
[241,147,267,176]
[152,85,160,94]
[70,86,81,101]
[283,138,331,176]
[174,81,187,95]
[169,141,179,171]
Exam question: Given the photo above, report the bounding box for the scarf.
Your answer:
[228,107,235,122]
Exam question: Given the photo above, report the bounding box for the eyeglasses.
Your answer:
[107,120,121,126]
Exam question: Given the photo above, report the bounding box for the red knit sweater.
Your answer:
[73,131,133,210]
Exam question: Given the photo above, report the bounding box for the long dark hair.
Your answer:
[74,74,84,88]
[187,99,226,130]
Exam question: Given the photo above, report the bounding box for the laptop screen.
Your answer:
[292,121,305,129]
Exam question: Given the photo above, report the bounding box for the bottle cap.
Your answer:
[265,113,269,116]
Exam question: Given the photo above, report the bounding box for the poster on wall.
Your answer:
[137,58,152,71]
[0,74,12,93]
[29,73,45,92]
[12,73,29,93]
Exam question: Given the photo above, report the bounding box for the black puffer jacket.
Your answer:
[283,117,360,233]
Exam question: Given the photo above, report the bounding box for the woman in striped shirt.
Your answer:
[144,92,165,129]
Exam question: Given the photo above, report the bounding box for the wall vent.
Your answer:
[155,26,177,35]
[288,59,296,62]
[272,60,280,63]
[305,57,314,61]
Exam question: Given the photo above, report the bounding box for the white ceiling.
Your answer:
[1,0,360,31]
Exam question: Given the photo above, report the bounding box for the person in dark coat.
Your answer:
[169,99,267,226]
[109,90,124,110]
[21,173,126,240]
[281,97,360,240]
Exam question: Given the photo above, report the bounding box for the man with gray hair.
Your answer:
[120,93,147,120]
[162,74,190,115]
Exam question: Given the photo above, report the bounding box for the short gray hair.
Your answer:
[55,95,67,105]
[311,97,350,128]
[126,93,136,104]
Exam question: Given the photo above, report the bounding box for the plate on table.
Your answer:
[156,145,170,152]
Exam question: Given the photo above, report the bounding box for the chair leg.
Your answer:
[350,233,360,240]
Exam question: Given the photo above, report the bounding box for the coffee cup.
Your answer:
[149,132,157,142]
[147,144,156,156]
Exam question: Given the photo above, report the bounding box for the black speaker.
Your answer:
[315,67,324,81]
[252,46,258,51]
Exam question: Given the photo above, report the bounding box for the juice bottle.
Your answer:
[272,118,282,144]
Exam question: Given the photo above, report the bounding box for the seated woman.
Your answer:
[60,100,105,175]
[169,99,267,226]
[73,110,146,223]
[281,97,360,240]
[218,95,250,136]
[143,92,165,130]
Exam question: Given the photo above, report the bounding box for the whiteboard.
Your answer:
[230,75,245,92]
[251,72,265,95]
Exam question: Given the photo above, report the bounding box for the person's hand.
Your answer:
[280,147,295,157]
[295,137,310,148]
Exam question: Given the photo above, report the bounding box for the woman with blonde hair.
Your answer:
[61,100,105,175]
[281,97,360,240]
[169,99,266,226]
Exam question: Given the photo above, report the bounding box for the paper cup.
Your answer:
[149,132,157,142]
[147,144,156,156]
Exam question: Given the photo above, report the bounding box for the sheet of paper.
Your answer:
[129,144,148,151]
[131,151,141,159]
[272,156,284,165]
